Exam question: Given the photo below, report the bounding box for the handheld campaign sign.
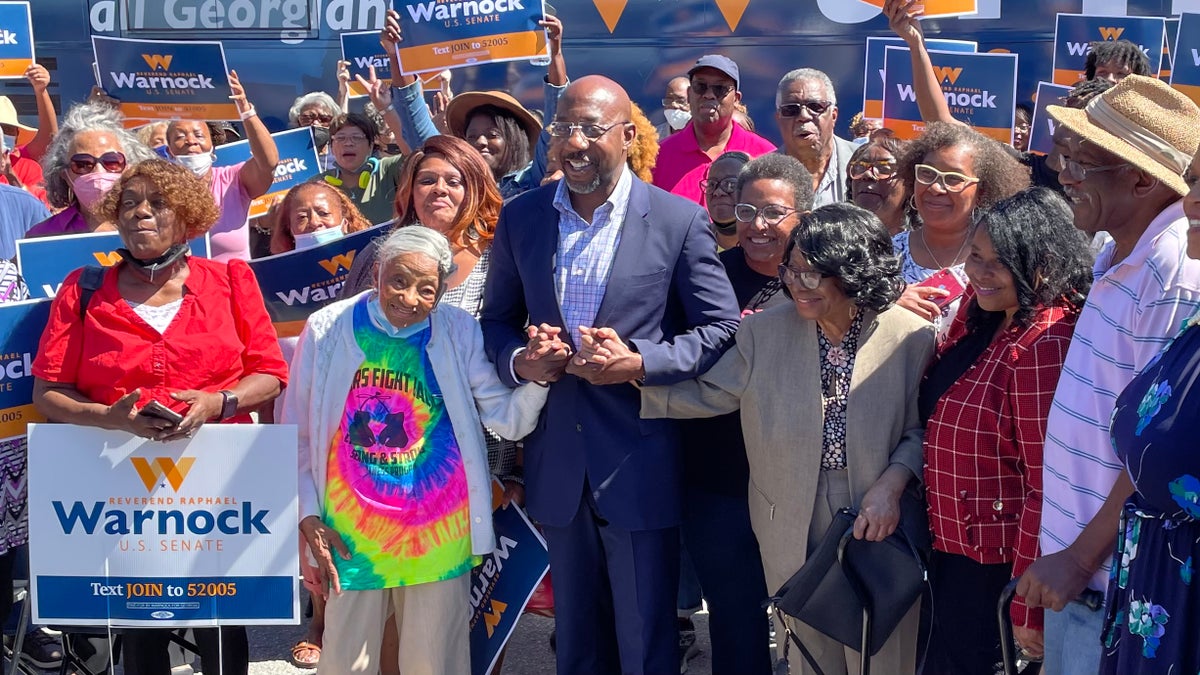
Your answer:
[92,36,239,121]
[469,480,549,675]
[28,424,300,627]
[246,223,386,338]
[882,46,1018,144]
[856,0,978,19]
[862,36,977,120]
[16,232,211,299]
[0,299,50,442]
[214,127,321,218]
[1028,81,1073,156]
[1171,13,1200,106]
[394,0,549,75]
[0,2,34,79]
[341,31,390,97]
[1052,14,1166,85]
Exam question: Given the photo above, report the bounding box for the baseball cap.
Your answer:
[688,55,739,88]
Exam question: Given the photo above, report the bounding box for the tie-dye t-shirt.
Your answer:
[323,297,473,589]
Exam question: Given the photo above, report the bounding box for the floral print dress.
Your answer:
[1102,310,1200,674]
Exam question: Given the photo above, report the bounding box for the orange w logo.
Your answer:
[932,66,963,85]
[318,251,356,276]
[92,251,123,266]
[1098,26,1126,41]
[130,457,195,492]
[483,599,508,637]
[141,54,173,71]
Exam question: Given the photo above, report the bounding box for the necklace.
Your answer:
[917,229,969,270]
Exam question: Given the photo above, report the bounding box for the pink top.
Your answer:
[25,205,89,238]
[651,121,776,206]
[207,162,253,262]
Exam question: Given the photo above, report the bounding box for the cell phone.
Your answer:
[915,269,966,308]
[138,400,183,426]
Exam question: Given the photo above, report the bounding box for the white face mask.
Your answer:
[664,108,692,131]
[292,223,345,250]
[173,151,214,176]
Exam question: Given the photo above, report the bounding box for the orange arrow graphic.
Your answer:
[714,0,751,31]
[593,0,628,33]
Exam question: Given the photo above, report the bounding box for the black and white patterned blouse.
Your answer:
[817,311,865,471]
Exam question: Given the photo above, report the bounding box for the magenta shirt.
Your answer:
[25,205,89,238]
[207,162,253,262]
[651,121,776,206]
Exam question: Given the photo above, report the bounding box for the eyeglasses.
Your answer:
[690,81,734,99]
[297,112,334,126]
[547,121,629,141]
[848,160,898,180]
[69,151,127,175]
[332,133,368,144]
[778,100,834,118]
[778,264,831,290]
[914,164,981,193]
[734,203,797,225]
[1058,157,1127,181]
[700,177,738,195]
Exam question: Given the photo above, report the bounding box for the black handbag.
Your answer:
[769,483,930,675]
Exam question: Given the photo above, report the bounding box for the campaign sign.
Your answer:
[17,232,210,300]
[0,299,50,441]
[857,0,977,19]
[92,36,238,121]
[469,480,549,675]
[214,127,320,218]
[341,31,390,97]
[862,36,976,119]
[1163,18,1179,81]
[247,223,386,338]
[1052,14,1166,85]
[1028,81,1073,156]
[28,424,299,627]
[1171,14,1200,106]
[883,46,1018,144]
[0,2,34,78]
[395,0,549,75]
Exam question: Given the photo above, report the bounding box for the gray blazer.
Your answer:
[641,302,935,591]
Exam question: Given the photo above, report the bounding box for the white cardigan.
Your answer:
[283,291,548,556]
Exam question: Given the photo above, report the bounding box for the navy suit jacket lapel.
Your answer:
[593,178,651,330]
[529,189,571,344]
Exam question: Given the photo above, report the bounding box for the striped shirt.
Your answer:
[1040,201,1200,591]
[553,167,633,347]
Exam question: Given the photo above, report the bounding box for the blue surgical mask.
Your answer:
[292,223,345,250]
[366,292,429,338]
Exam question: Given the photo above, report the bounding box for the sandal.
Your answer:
[290,640,321,669]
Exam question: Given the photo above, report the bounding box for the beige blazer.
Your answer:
[642,302,935,591]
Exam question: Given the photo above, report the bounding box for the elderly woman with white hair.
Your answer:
[284,226,550,674]
[288,91,342,169]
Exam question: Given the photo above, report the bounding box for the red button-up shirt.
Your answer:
[924,295,1078,629]
[651,120,776,205]
[33,257,288,421]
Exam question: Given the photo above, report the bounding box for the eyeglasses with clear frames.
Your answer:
[700,177,738,195]
[546,121,630,141]
[734,203,797,225]
[778,264,831,290]
[914,164,981,193]
[848,160,898,181]
[1057,157,1127,181]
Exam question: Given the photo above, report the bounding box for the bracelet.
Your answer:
[500,474,525,487]
[381,101,395,114]
[239,106,257,121]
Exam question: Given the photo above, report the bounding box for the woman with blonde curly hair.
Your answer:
[269,180,374,255]
[31,158,288,675]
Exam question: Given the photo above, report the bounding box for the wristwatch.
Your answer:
[218,390,239,420]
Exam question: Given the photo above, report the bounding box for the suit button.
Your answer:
[576,424,582,432]
[474,517,481,523]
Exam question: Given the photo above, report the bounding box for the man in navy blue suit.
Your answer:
[481,75,740,674]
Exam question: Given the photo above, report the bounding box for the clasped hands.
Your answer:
[514,324,644,386]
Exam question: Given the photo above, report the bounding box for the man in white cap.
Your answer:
[652,55,775,205]
[0,64,60,206]
[1017,75,1200,674]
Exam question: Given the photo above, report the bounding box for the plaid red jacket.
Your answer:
[924,297,1078,629]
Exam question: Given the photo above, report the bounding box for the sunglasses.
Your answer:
[914,163,980,193]
[848,160,898,180]
[778,100,834,118]
[69,152,127,175]
[690,81,735,99]
[298,112,334,126]
[778,264,832,291]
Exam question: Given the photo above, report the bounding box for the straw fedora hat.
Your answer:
[0,96,36,146]
[445,91,542,151]
[1047,75,1200,196]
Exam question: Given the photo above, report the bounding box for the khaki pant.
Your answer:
[776,469,919,675]
[319,572,471,675]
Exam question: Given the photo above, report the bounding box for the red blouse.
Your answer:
[33,257,288,422]
[924,293,1078,629]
